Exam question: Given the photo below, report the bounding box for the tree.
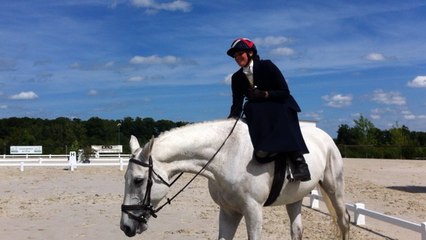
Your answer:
[336,124,357,145]
[335,116,426,159]
[389,124,410,146]
[353,115,377,145]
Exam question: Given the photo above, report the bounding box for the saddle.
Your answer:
[255,153,291,206]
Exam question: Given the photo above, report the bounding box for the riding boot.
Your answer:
[254,150,278,164]
[290,152,311,182]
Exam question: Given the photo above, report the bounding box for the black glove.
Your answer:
[247,88,268,100]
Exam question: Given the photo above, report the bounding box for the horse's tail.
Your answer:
[318,130,351,240]
[318,185,340,238]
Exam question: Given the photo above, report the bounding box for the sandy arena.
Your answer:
[0,158,425,240]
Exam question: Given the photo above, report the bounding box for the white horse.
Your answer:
[120,119,350,240]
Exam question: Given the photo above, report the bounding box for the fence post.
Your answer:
[421,222,426,240]
[310,189,319,209]
[355,203,366,225]
[119,157,123,171]
[39,158,42,164]
[20,161,24,172]
[69,151,77,171]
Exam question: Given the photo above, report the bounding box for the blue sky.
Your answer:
[0,0,425,137]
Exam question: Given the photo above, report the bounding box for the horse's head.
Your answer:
[120,135,170,237]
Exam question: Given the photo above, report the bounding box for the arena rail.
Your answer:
[308,189,426,240]
[0,153,130,171]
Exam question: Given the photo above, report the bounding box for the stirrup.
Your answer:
[286,161,295,182]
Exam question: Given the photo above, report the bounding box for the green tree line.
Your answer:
[1,116,425,159]
[0,117,187,155]
[335,115,426,159]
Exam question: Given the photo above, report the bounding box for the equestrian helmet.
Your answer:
[226,38,257,57]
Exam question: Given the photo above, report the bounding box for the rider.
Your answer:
[226,37,311,181]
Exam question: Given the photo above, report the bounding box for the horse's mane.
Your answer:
[156,118,235,139]
[149,118,241,161]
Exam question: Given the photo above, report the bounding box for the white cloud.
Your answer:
[88,90,98,96]
[10,91,38,100]
[401,110,424,120]
[0,104,7,109]
[69,62,80,69]
[403,113,416,120]
[365,52,386,61]
[128,76,145,82]
[407,76,426,88]
[370,108,381,119]
[130,0,192,12]
[322,93,352,108]
[370,114,381,120]
[372,89,406,105]
[401,110,414,119]
[302,111,323,121]
[253,36,295,56]
[104,61,115,68]
[253,36,291,47]
[270,47,296,56]
[130,55,182,65]
[68,61,117,71]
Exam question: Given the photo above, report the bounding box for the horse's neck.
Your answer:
[152,120,246,179]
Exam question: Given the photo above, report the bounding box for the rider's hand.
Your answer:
[247,88,268,100]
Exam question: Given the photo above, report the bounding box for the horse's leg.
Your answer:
[319,150,350,239]
[243,201,263,240]
[319,181,350,240]
[286,200,303,240]
[218,207,242,240]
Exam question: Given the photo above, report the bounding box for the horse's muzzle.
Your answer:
[120,213,148,237]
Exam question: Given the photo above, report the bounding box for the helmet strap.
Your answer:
[243,53,253,68]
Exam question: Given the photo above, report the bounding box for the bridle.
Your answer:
[121,155,183,224]
[121,116,242,224]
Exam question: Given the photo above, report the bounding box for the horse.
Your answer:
[120,118,350,240]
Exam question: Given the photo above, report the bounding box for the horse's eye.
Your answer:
[133,178,144,185]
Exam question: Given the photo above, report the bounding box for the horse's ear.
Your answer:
[146,135,155,154]
[129,135,140,153]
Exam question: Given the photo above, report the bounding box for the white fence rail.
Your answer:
[0,153,130,171]
[308,189,426,240]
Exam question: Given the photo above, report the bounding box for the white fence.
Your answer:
[308,189,426,240]
[0,153,130,171]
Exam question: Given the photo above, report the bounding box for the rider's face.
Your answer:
[234,51,252,68]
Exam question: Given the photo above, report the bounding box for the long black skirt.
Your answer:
[244,101,309,154]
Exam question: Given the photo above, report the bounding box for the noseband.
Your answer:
[121,156,183,224]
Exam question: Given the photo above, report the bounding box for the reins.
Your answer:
[154,115,242,214]
[122,115,242,222]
